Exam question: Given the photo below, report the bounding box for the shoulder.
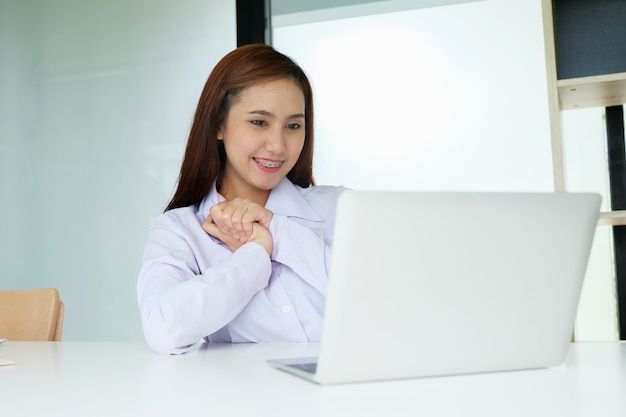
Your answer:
[144,204,210,257]
[296,184,349,218]
[152,204,203,233]
[299,184,348,197]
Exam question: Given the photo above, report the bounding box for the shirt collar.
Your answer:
[266,178,323,221]
[198,183,223,221]
[198,178,323,222]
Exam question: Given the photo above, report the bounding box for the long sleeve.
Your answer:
[137,213,272,355]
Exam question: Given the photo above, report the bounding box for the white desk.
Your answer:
[0,341,624,416]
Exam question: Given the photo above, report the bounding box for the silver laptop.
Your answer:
[267,191,601,385]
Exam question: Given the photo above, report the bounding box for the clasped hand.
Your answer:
[202,198,273,256]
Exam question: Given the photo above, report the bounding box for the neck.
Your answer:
[218,182,270,206]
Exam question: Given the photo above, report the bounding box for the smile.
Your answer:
[254,158,283,168]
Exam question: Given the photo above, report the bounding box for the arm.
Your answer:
[137,221,271,355]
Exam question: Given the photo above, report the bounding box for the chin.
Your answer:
[260,181,281,191]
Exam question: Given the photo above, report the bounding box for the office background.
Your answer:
[1,0,235,341]
[0,0,619,341]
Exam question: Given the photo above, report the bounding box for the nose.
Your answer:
[264,128,286,154]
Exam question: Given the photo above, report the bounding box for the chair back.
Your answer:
[0,288,65,341]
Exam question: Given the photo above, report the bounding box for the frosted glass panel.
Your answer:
[0,0,236,340]
[273,0,554,192]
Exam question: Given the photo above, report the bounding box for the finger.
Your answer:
[208,230,242,252]
[230,204,250,240]
[209,203,232,233]
[212,205,243,240]
[240,209,260,239]
[202,217,219,235]
[242,205,273,230]
[215,199,252,241]
[202,214,214,232]
[202,217,243,252]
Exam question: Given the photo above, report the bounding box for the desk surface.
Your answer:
[1,341,625,416]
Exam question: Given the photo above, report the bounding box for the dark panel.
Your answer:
[554,0,626,79]
[236,0,266,46]
[606,105,626,340]
[613,227,626,339]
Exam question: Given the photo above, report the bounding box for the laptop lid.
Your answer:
[270,191,601,385]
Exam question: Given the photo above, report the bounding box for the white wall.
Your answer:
[0,0,236,340]
[273,0,554,192]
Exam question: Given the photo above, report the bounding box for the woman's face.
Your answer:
[217,78,306,204]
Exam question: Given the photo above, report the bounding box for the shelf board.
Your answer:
[598,210,626,226]
[558,72,626,110]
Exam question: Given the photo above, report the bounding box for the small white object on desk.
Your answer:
[0,339,15,365]
[0,358,14,366]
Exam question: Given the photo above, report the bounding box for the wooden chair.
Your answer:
[0,288,65,341]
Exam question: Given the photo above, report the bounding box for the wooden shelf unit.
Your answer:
[544,0,625,224]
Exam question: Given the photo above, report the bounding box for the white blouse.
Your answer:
[137,178,346,354]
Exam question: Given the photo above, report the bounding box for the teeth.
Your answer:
[255,158,282,168]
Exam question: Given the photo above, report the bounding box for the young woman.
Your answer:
[137,44,346,354]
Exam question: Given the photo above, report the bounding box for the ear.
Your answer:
[217,125,224,141]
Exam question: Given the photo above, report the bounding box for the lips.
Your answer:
[254,158,283,168]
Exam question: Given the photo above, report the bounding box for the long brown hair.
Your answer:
[165,44,315,212]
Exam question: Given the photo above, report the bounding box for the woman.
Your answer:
[137,44,346,354]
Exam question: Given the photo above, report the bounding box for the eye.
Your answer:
[251,119,267,127]
[286,123,302,130]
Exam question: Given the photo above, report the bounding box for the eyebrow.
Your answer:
[248,110,305,119]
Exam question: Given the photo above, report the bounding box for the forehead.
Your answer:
[236,78,304,106]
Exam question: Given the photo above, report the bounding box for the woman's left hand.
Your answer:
[205,198,273,243]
